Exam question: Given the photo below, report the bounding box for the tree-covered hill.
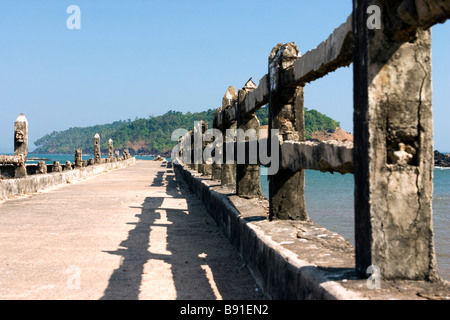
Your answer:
[32,107,340,156]
[255,107,340,138]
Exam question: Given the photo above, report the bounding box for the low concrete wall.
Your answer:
[174,163,450,300]
[0,158,136,201]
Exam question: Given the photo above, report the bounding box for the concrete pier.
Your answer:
[0,161,262,300]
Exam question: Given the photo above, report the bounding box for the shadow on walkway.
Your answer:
[101,163,261,300]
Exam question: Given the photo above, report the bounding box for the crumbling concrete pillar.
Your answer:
[211,107,223,181]
[64,161,72,171]
[75,148,83,168]
[123,149,130,160]
[196,121,204,174]
[198,120,212,176]
[353,0,438,281]
[189,130,197,170]
[114,150,120,162]
[268,43,308,221]
[14,113,28,178]
[174,137,183,165]
[37,161,47,174]
[237,79,262,198]
[192,123,202,172]
[108,139,114,163]
[53,161,62,173]
[221,86,237,189]
[94,133,101,164]
[180,131,191,165]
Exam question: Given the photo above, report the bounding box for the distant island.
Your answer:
[31,107,340,158]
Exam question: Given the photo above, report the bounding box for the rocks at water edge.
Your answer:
[153,155,166,161]
[434,150,450,167]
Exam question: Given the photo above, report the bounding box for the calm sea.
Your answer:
[21,154,450,281]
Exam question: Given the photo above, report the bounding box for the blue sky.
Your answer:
[0,0,449,153]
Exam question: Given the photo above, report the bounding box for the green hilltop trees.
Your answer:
[33,107,339,156]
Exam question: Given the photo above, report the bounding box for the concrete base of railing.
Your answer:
[174,163,450,300]
[0,158,136,201]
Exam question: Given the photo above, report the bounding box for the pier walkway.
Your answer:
[0,160,262,300]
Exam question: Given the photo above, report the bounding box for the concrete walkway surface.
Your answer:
[0,160,262,300]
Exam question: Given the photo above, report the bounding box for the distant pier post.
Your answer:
[352,0,438,280]
[37,161,47,174]
[181,131,192,166]
[189,130,196,170]
[123,149,130,160]
[268,43,308,220]
[53,161,62,173]
[14,113,28,178]
[221,86,238,189]
[94,133,101,164]
[64,161,72,171]
[193,123,202,171]
[211,107,223,181]
[108,139,114,163]
[199,120,212,176]
[236,79,262,198]
[75,148,83,168]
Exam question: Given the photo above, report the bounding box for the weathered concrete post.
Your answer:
[64,161,72,171]
[14,113,28,178]
[123,149,130,160]
[268,43,308,220]
[193,123,203,172]
[353,0,438,281]
[211,107,223,181]
[189,130,196,170]
[198,120,212,176]
[221,86,238,189]
[53,161,62,173]
[37,161,47,174]
[108,139,114,163]
[114,150,120,162]
[179,131,188,165]
[94,133,101,164]
[237,79,262,198]
[194,121,203,173]
[75,148,83,168]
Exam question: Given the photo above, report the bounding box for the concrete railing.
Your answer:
[0,157,136,201]
[0,114,134,180]
[173,0,450,283]
[0,114,136,199]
